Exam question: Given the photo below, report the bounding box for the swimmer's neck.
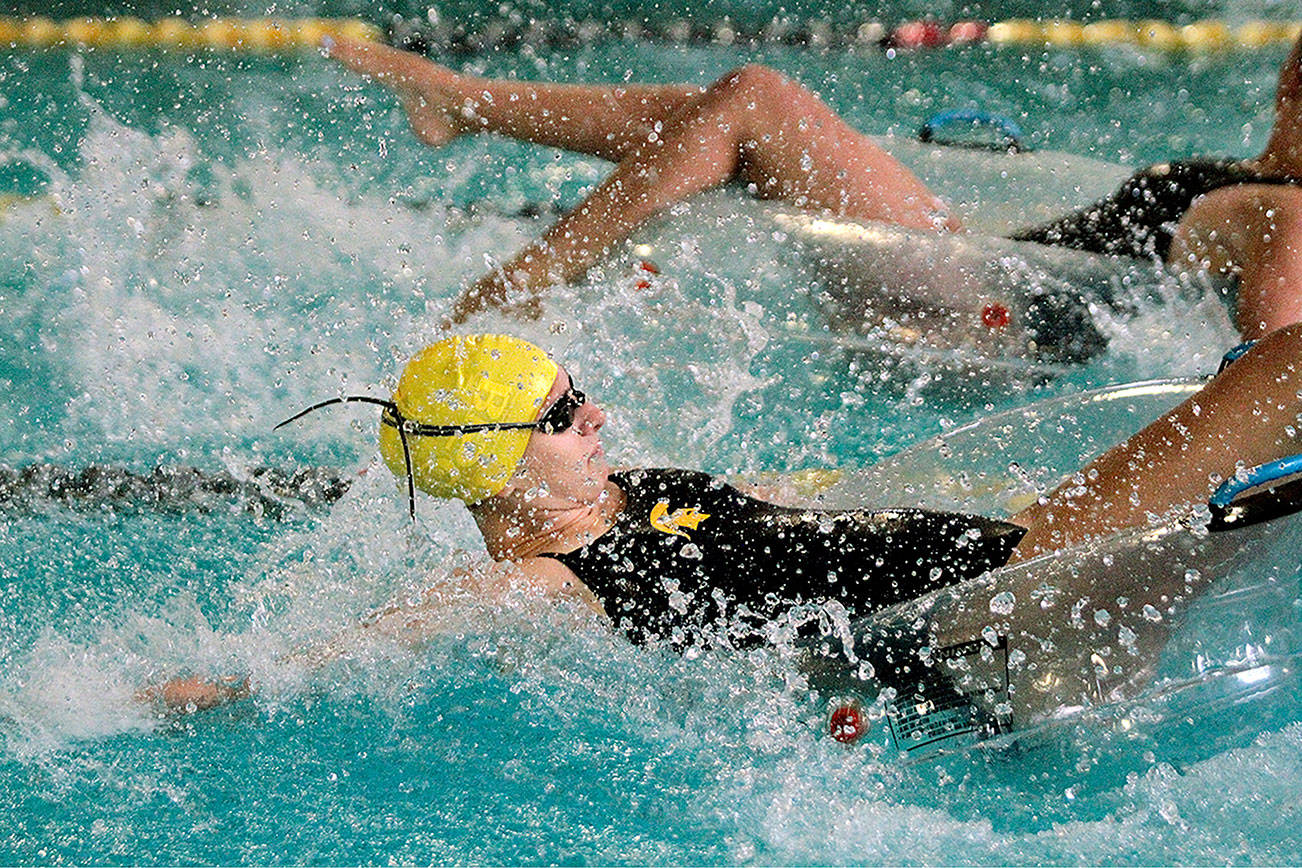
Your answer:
[468,480,626,560]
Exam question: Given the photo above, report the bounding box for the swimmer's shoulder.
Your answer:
[516,553,580,589]
[515,554,606,615]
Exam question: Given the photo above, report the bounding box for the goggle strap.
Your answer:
[273,393,418,520]
[274,395,397,430]
[397,422,417,521]
[394,419,539,436]
[275,390,568,520]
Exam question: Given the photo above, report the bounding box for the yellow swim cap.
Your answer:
[378,334,559,503]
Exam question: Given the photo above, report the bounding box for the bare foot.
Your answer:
[325,36,469,148]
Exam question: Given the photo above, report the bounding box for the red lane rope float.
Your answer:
[888,20,989,49]
[0,17,381,52]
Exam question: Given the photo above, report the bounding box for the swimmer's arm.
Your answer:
[139,560,601,713]
[515,555,607,616]
[316,558,602,653]
[135,674,251,712]
[271,558,603,667]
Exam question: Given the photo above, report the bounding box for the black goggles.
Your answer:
[274,379,587,518]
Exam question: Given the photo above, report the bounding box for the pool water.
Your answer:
[2,1,1302,863]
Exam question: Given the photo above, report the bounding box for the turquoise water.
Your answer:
[2,2,1302,864]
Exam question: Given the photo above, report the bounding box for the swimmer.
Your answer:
[325,32,1302,340]
[152,324,1302,711]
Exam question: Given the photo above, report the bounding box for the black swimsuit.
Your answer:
[541,468,1024,649]
[1011,158,1302,259]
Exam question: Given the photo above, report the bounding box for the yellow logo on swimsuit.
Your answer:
[649,501,710,538]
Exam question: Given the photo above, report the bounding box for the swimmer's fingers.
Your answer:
[446,284,494,326]
[137,674,252,714]
[446,292,543,326]
[448,271,545,325]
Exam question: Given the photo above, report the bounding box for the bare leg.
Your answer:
[327,37,703,161]
[1255,30,1302,174]
[326,43,953,320]
[448,65,955,320]
[1012,322,1302,558]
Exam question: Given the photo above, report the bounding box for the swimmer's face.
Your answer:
[513,366,609,505]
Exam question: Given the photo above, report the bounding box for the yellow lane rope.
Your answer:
[0,17,380,52]
[986,19,1300,50]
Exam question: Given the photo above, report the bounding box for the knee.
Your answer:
[708,64,800,107]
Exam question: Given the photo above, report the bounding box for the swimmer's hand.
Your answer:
[447,269,544,326]
[136,674,251,713]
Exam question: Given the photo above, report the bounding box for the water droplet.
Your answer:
[989,591,1016,615]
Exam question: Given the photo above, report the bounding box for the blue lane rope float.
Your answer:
[918,108,1027,153]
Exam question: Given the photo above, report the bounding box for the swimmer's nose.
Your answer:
[575,401,605,435]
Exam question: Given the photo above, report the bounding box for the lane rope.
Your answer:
[0,16,1296,54]
[0,17,381,52]
[982,19,1301,51]
[387,15,1301,54]
[0,462,351,516]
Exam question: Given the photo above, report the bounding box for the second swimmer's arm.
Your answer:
[450,193,643,324]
